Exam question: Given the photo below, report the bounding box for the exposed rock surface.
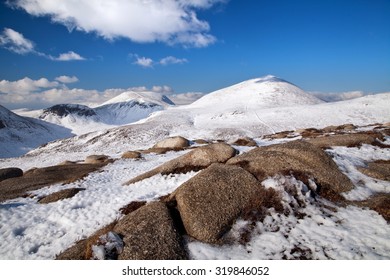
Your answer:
[357,160,390,181]
[121,151,142,159]
[114,201,187,260]
[84,155,110,164]
[124,143,237,185]
[0,167,23,182]
[231,137,257,147]
[306,132,384,148]
[227,140,354,200]
[153,136,190,150]
[0,164,104,202]
[38,188,85,204]
[170,163,265,243]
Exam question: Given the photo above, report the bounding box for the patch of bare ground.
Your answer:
[357,160,390,181]
[0,163,107,202]
[354,193,390,222]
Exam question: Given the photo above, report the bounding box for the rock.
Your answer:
[305,132,384,148]
[231,137,257,147]
[356,193,390,222]
[296,128,323,138]
[153,136,190,150]
[124,143,237,185]
[193,139,209,144]
[0,167,23,182]
[170,163,265,243]
[121,151,142,159]
[84,155,110,164]
[114,201,187,260]
[357,160,390,181]
[0,164,105,202]
[56,239,88,260]
[227,140,354,201]
[38,188,85,204]
[57,160,78,165]
[139,147,172,155]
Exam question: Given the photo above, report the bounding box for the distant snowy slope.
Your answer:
[0,105,73,158]
[190,75,323,109]
[95,91,174,125]
[35,91,175,134]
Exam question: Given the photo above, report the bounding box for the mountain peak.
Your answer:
[190,75,323,109]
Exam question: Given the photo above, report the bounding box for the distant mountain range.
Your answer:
[1,75,389,158]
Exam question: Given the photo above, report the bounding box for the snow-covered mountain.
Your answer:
[95,91,174,125]
[36,91,175,134]
[4,76,388,164]
[190,75,323,109]
[0,105,73,158]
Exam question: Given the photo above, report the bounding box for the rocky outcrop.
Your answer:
[124,143,237,185]
[121,151,142,159]
[0,167,23,182]
[231,137,257,147]
[38,188,85,204]
[0,164,105,202]
[153,136,190,150]
[227,140,354,201]
[305,132,384,148]
[357,160,390,181]
[84,155,110,164]
[169,163,266,243]
[114,201,187,260]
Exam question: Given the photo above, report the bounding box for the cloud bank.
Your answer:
[311,91,366,102]
[9,0,226,47]
[0,76,174,109]
[0,28,85,61]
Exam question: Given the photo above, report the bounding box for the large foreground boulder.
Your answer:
[170,163,266,243]
[114,201,187,260]
[124,143,237,185]
[0,167,23,182]
[227,140,354,199]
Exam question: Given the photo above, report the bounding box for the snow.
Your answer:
[0,151,198,259]
[187,175,390,260]
[1,75,390,259]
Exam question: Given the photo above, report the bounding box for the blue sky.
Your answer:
[0,0,389,109]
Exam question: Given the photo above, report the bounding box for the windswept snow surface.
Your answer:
[0,150,198,259]
[0,105,73,158]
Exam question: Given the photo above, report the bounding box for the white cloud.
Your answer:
[168,92,205,105]
[0,27,85,61]
[131,54,188,67]
[133,56,154,68]
[0,77,59,95]
[0,76,177,109]
[10,0,226,47]
[160,56,188,65]
[49,51,86,61]
[311,91,366,102]
[0,28,35,54]
[55,75,79,83]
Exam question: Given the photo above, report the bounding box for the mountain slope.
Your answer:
[36,91,175,134]
[190,75,323,109]
[0,105,73,158]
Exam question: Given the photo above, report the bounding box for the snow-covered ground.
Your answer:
[1,75,389,259]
